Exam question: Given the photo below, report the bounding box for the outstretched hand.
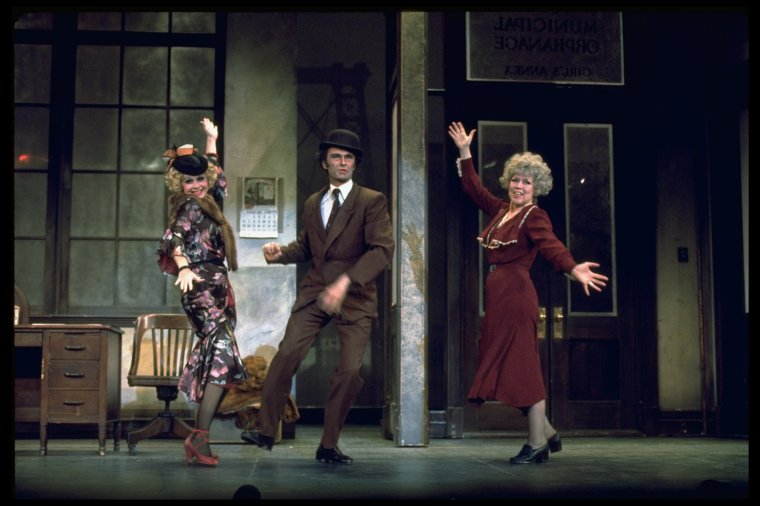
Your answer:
[570,262,609,296]
[448,121,476,151]
[175,268,203,293]
[201,117,218,140]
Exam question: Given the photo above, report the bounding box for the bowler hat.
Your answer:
[319,129,363,158]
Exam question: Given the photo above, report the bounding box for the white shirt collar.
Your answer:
[328,180,353,203]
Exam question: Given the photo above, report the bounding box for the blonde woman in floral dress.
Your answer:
[157,118,247,466]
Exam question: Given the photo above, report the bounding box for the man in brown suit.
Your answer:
[241,129,394,464]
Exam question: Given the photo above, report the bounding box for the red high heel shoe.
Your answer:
[184,429,219,466]
[184,430,219,459]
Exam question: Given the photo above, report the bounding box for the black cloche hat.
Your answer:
[169,144,208,176]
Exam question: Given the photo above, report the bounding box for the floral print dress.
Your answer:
[157,196,247,403]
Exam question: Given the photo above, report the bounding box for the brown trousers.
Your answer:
[257,302,372,448]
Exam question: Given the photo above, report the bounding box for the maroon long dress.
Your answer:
[459,157,576,409]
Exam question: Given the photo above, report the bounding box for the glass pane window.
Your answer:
[118,174,165,238]
[70,173,117,237]
[13,33,52,313]
[121,109,167,171]
[14,173,48,236]
[72,108,119,171]
[117,241,168,306]
[169,109,216,149]
[69,240,116,306]
[125,12,169,32]
[78,12,122,31]
[172,12,215,33]
[564,124,617,315]
[14,12,222,317]
[123,47,168,106]
[170,47,215,106]
[14,106,49,170]
[75,45,120,104]
[14,12,53,30]
[15,44,51,103]
[14,240,46,306]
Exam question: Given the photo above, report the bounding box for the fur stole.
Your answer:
[168,193,238,271]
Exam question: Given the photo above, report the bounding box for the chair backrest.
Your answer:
[14,285,30,325]
[127,313,197,388]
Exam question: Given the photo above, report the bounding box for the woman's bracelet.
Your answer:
[178,265,190,273]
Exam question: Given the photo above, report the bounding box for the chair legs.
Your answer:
[127,384,195,454]
[172,416,194,439]
[127,414,194,455]
[127,417,164,454]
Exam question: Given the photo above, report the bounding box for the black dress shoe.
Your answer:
[548,432,562,453]
[509,443,549,464]
[315,445,353,464]
[240,430,274,451]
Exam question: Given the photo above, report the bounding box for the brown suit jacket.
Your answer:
[270,183,394,322]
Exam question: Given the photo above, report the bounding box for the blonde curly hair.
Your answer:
[498,151,553,200]
[164,164,218,194]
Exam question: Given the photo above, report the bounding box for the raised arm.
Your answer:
[202,117,218,155]
[448,121,476,159]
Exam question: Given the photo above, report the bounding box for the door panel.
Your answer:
[467,121,530,432]
[555,124,619,429]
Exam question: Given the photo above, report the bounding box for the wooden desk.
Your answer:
[14,324,122,456]
[14,328,43,425]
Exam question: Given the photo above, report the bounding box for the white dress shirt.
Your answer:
[321,180,353,228]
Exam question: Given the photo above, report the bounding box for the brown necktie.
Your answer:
[326,188,341,230]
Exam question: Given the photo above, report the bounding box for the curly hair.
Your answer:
[498,151,553,200]
[164,164,218,194]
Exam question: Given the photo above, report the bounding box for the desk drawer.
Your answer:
[46,390,99,416]
[47,361,100,389]
[48,334,101,360]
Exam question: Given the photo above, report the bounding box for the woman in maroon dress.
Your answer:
[157,118,247,466]
[448,121,608,464]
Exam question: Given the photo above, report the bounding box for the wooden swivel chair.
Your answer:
[14,285,30,325]
[126,313,197,454]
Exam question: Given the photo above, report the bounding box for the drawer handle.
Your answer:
[64,345,86,351]
[62,400,84,406]
[64,372,85,378]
